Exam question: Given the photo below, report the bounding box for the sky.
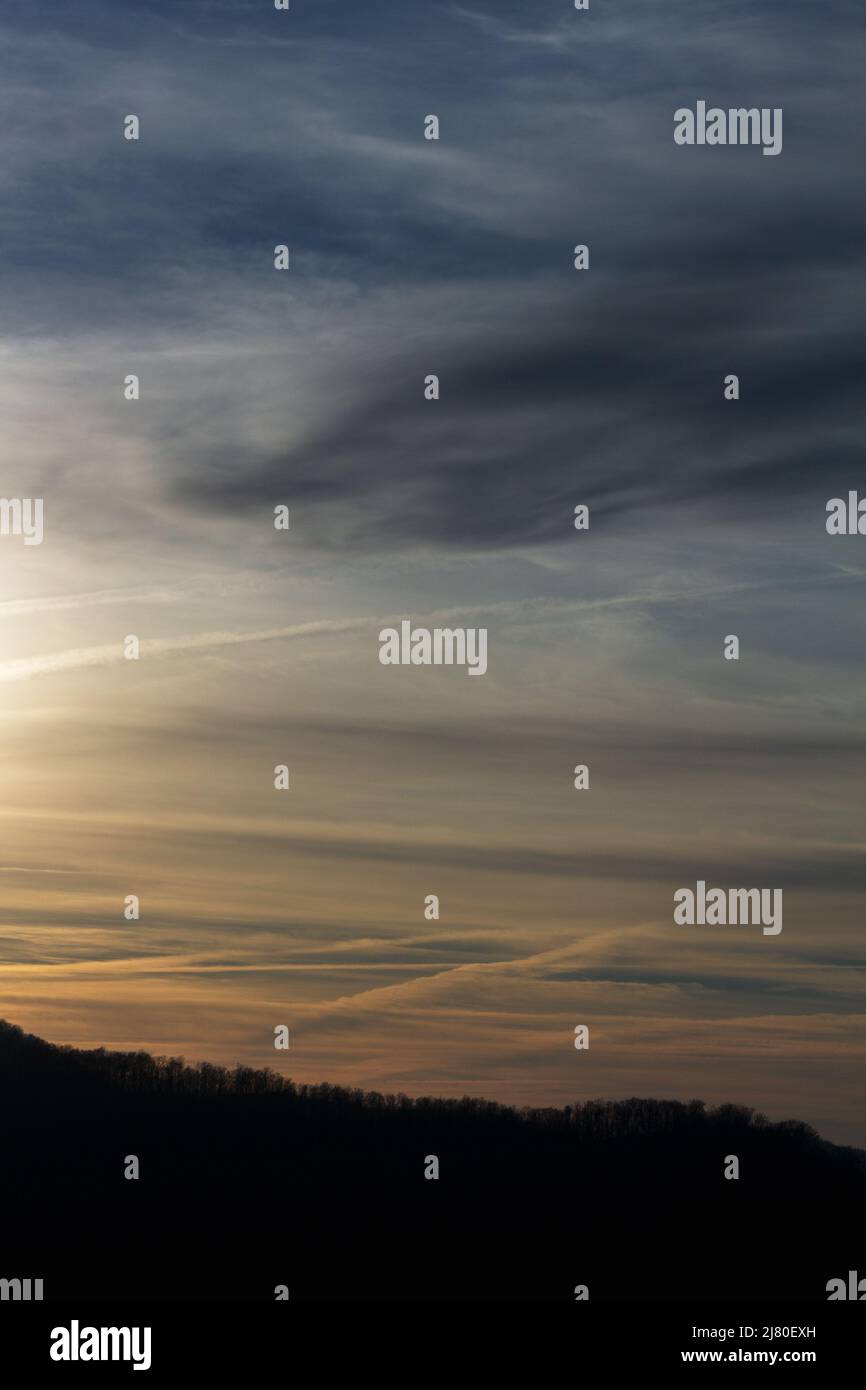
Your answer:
[0,0,864,1145]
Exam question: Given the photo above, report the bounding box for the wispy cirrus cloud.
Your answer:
[0,618,367,683]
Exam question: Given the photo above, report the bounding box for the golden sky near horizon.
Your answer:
[1,532,864,1147]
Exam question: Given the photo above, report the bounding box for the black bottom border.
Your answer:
[1,1299,861,1376]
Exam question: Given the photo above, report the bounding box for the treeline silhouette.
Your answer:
[1,1020,861,1300]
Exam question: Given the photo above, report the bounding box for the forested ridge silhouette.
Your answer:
[1,1021,861,1300]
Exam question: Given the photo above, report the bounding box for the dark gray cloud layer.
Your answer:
[2,0,864,551]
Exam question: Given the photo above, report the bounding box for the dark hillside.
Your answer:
[0,1021,861,1300]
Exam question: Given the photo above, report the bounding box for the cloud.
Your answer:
[0,618,367,683]
[0,0,863,554]
[0,588,178,617]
